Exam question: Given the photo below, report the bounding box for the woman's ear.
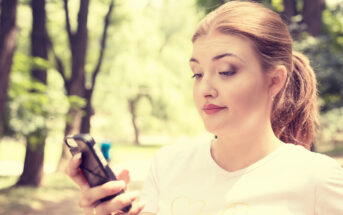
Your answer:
[268,65,287,98]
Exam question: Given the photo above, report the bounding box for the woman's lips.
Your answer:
[203,104,227,115]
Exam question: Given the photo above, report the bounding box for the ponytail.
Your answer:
[271,51,319,149]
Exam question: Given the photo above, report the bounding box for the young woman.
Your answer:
[67,1,343,214]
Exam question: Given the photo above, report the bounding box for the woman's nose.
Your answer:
[200,77,218,98]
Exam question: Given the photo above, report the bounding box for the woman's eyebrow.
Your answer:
[189,52,245,64]
[189,57,199,63]
[213,53,245,63]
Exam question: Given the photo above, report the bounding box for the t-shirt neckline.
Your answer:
[205,140,287,178]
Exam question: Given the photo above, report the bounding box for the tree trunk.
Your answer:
[281,0,297,24]
[80,0,114,134]
[56,0,115,170]
[56,0,89,171]
[0,0,18,136]
[302,0,325,36]
[64,0,90,136]
[16,129,47,186]
[55,0,114,170]
[129,98,140,145]
[80,89,94,133]
[310,142,316,152]
[56,107,83,171]
[16,0,48,186]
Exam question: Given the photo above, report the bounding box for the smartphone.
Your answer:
[65,134,131,213]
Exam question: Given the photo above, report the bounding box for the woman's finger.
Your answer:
[126,201,145,215]
[79,180,126,208]
[65,153,90,191]
[117,169,130,191]
[95,191,140,215]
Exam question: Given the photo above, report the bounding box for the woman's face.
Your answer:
[190,32,272,136]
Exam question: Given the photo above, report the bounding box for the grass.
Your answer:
[0,139,162,214]
[0,137,162,174]
[111,143,162,163]
[0,173,79,215]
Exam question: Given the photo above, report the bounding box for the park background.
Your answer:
[0,0,343,214]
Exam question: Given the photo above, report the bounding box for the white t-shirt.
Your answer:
[140,141,343,215]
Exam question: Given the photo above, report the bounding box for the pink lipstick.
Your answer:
[203,104,227,115]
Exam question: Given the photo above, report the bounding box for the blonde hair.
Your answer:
[193,1,319,149]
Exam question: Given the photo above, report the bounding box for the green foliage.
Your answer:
[91,0,204,141]
[67,95,86,110]
[195,0,280,13]
[6,53,47,136]
[195,0,228,13]
[5,51,69,138]
[293,1,343,111]
[31,56,50,71]
[319,106,343,145]
[293,35,343,111]
[322,1,343,49]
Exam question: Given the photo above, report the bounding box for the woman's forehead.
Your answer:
[191,33,255,62]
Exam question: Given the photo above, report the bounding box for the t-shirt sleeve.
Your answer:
[314,160,343,214]
[140,155,160,213]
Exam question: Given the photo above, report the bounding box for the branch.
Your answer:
[47,34,69,90]
[76,0,89,39]
[158,32,172,55]
[63,0,73,44]
[91,0,114,89]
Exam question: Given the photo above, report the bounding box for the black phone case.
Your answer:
[65,134,131,213]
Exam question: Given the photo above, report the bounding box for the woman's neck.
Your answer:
[211,125,284,172]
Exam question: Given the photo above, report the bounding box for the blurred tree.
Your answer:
[196,0,226,13]
[196,0,326,36]
[302,0,325,36]
[0,0,18,136]
[90,0,203,142]
[128,87,152,145]
[281,0,297,24]
[53,0,115,171]
[291,1,343,112]
[15,0,48,186]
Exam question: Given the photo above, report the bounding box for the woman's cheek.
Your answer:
[193,84,202,113]
[229,79,263,114]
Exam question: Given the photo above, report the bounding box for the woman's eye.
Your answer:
[191,73,203,79]
[219,70,236,76]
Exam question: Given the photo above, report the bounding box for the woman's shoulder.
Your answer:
[282,143,342,175]
[279,144,343,213]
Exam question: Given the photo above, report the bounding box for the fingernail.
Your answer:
[129,191,139,200]
[74,153,82,160]
[119,180,126,188]
[139,200,146,207]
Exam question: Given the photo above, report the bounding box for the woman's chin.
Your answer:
[203,123,226,135]
[204,121,240,137]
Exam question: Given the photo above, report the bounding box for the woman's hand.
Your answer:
[66,153,145,215]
